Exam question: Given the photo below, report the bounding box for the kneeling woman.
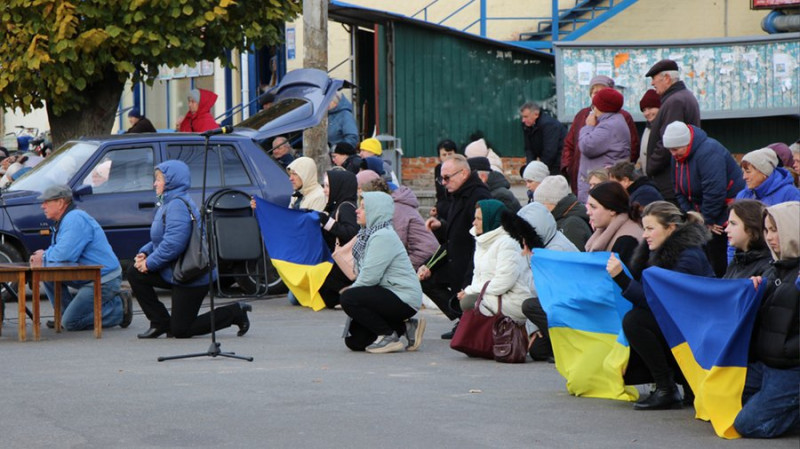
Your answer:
[606,201,714,410]
[733,201,800,438]
[130,160,251,339]
[459,199,530,325]
[341,192,425,353]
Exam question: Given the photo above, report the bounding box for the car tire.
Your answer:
[235,256,287,296]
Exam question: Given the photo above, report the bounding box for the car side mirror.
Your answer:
[73,184,92,199]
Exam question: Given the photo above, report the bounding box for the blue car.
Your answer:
[0,69,345,294]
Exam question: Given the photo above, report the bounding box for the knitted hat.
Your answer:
[360,138,382,156]
[742,148,779,177]
[464,138,489,158]
[128,107,142,118]
[767,142,794,169]
[332,142,355,156]
[534,175,571,205]
[477,199,506,233]
[356,169,380,188]
[592,88,624,113]
[360,156,385,175]
[188,89,201,103]
[467,156,491,172]
[522,161,549,183]
[662,121,691,148]
[645,59,679,78]
[639,89,661,111]
[589,75,615,89]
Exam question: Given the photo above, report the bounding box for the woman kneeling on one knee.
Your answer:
[606,201,715,410]
[341,191,425,353]
[128,160,251,339]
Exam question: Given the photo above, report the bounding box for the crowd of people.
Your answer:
[4,64,798,440]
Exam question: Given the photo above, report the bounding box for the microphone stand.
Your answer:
[158,133,253,362]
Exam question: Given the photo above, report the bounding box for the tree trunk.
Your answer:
[302,0,330,180]
[46,67,125,149]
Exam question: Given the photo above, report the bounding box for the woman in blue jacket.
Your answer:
[340,192,424,354]
[735,147,800,204]
[129,160,251,339]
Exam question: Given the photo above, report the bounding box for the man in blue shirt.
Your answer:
[29,185,132,331]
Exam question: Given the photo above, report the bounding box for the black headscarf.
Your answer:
[325,169,357,214]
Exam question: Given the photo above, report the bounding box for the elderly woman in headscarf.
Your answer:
[286,157,326,211]
[340,192,424,354]
[457,199,532,325]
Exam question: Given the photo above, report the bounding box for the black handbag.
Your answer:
[171,197,210,283]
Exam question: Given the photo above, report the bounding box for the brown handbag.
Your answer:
[492,293,529,364]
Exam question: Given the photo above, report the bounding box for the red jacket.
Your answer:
[178,89,219,132]
[561,107,639,194]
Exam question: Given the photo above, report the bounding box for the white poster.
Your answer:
[577,62,593,86]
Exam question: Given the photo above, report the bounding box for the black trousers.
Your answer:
[623,306,685,389]
[521,297,553,361]
[319,264,353,309]
[340,285,416,351]
[705,231,728,278]
[127,265,241,338]
[420,267,460,321]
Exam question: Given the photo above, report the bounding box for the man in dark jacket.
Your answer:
[330,143,361,175]
[663,121,744,277]
[126,108,157,133]
[467,156,521,213]
[421,154,491,338]
[270,136,295,170]
[520,102,566,175]
[645,59,701,202]
[608,161,663,209]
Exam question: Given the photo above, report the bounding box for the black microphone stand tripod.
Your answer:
[158,131,253,362]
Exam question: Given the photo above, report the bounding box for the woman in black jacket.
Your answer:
[722,200,772,279]
[606,201,714,410]
[733,201,800,438]
[317,169,360,308]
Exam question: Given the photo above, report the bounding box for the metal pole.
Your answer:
[551,0,559,43]
[480,0,487,37]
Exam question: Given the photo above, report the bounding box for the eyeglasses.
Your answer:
[438,169,464,184]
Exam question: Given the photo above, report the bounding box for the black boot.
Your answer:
[634,385,682,410]
[137,327,170,339]
[236,302,252,337]
[440,320,459,340]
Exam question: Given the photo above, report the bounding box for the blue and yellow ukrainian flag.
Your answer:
[642,267,765,439]
[254,197,332,311]
[532,250,638,401]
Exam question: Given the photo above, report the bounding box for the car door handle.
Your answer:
[138,202,156,209]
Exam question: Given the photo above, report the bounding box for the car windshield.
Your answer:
[237,98,311,131]
[8,141,99,193]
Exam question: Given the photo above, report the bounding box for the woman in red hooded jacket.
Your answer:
[178,88,219,132]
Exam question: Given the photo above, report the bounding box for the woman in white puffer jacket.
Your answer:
[458,199,532,324]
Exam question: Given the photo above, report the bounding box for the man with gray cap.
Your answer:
[29,185,132,330]
[662,121,744,277]
[561,75,639,195]
[644,59,701,202]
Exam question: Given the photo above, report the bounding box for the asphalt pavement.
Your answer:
[2,294,797,448]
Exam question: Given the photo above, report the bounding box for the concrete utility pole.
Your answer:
[302,0,330,179]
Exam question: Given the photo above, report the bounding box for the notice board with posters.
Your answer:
[553,34,800,123]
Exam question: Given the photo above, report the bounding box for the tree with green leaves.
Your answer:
[0,0,300,147]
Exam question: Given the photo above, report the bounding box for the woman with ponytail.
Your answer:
[606,201,715,410]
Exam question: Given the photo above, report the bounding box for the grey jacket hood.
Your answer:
[517,202,578,251]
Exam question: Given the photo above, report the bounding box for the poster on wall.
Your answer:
[554,35,800,122]
[286,27,296,60]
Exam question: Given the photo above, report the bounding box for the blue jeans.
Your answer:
[734,361,800,438]
[44,275,123,331]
